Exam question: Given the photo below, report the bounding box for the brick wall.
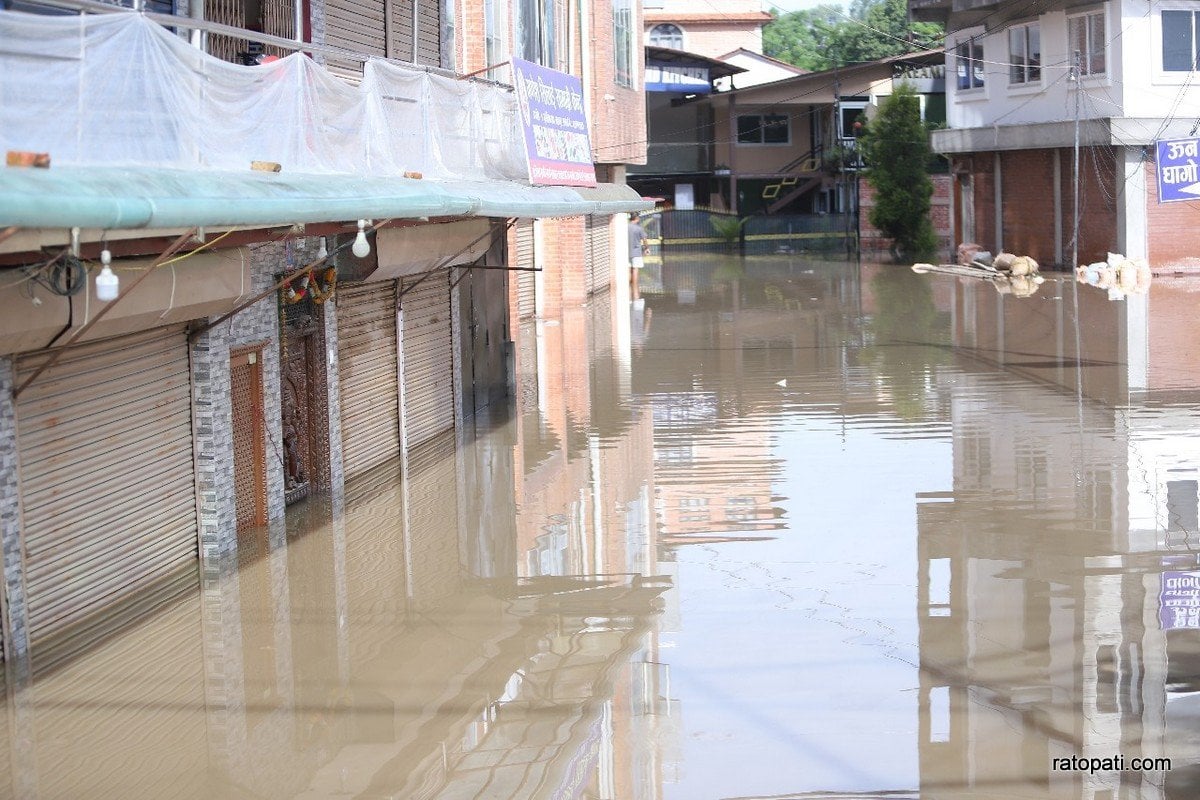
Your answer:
[1068,146,1118,266]
[1000,149,1057,264]
[858,173,952,259]
[948,154,996,256]
[947,148,1116,267]
[538,216,587,317]
[589,1,647,166]
[1146,161,1200,270]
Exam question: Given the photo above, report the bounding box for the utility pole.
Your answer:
[1071,49,1081,271]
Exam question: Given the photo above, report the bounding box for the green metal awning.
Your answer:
[0,166,653,230]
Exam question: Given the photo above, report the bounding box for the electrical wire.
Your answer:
[158,227,240,266]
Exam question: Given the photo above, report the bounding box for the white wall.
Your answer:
[1120,0,1200,120]
[716,53,803,91]
[947,0,1200,130]
[945,3,1126,130]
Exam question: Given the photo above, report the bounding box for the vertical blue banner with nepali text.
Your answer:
[512,58,597,188]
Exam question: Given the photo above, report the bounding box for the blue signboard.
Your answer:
[1155,137,1200,203]
[1160,571,1200,630]
[645,62,711,93]
[511,58,596,187]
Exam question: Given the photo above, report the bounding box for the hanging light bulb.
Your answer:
[317,237,328,260]
[96,249,119,301]
[351,220,371,258]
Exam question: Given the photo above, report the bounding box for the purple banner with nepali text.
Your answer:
[512,58,597,188]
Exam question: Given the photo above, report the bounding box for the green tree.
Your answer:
[763,0,942,71]
[858,83,938,261]
[838,0,943,63]
[762,5,843,72]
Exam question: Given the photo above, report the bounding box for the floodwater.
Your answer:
[3,255,1200,799]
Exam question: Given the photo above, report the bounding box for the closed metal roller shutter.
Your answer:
[400,273,454,450]
[387,0,415,63]
[415,0,441,67]
[516,220,536,319]
[15,326,198,650]
[586,215,612,295]
[338,281,401,479]
[326,0,387,78]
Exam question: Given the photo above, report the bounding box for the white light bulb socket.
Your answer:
[351,220,371,258]
[317,237,328,260]
[96,249,119,301]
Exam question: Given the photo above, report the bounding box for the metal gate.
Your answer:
[338,281,401,480]
[515,220,536,319]
[586,215,612,295]
[15,325,199,650]
[231,346,267,529]
[400,273,454,451]
[206,0,295,64]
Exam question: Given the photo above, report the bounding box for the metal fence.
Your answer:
[642,209,854,255]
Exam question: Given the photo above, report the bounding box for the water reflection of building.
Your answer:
[914,275,1200,797]
[0,295,675,799]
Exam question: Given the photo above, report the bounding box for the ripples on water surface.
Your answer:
[4,257,1200,799]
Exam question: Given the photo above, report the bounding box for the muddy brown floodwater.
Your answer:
[2,255,1200,799]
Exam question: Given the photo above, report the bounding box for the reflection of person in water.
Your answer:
[628,213,647,299]
[631,302,652,350]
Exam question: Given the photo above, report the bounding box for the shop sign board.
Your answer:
[512,58,597,187]
[1155,137,1200,203]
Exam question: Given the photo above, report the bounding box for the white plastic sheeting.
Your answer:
[0,10,528,181]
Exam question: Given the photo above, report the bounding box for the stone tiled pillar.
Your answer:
[191,326,237,566]
[320,297,345,510]
[0,357,28,659]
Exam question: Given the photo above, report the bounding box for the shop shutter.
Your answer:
[400,273,454,450]
[338,281,401,479]
[414,0,441,67]
[326,0,387,78]
[386,0,415,63]
[516,220,536,319]
[15,325,198,651]
[586,215,612,295]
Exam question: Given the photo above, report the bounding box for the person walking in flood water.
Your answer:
[628,212,647,300]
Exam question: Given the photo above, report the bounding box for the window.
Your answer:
[613,0,634,87]
[484,0,510,79]
[955,36,984,90]
[649,23,683,49]
[1008,23,1041,84]
[1068,11,1106,76]
[737,114,789,145]
[516,0,558,67]
[1163,9,1200,71]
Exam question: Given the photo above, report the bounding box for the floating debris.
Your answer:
[913,250,1046,298]
[1075,252,1152,300]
